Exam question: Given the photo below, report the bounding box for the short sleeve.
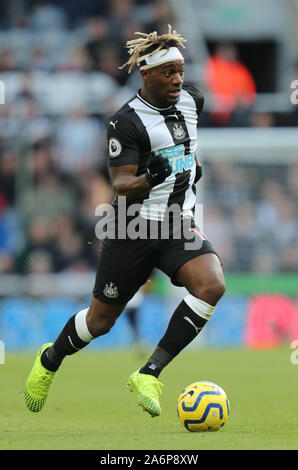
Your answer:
[182,84,204,117]
[107,113,140,167]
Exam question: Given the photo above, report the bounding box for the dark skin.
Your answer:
[86,59,225,337]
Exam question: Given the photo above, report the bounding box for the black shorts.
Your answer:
[93,217,219,304]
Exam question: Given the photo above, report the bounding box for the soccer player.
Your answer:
[24,26,225,417]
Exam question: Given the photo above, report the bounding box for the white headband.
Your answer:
[138,46,184,71]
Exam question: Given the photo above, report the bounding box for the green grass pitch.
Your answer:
[1,346,298,450]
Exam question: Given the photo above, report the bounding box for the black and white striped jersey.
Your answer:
[107,84,204,221]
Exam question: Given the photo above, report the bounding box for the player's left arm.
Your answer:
[183,84,204,183]
[194,153,202,183]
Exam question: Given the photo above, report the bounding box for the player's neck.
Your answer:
[139,88,172,110]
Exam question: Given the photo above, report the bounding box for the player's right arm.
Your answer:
[111,153,172,199]
[110,164,149,199]
[108,114,172,199]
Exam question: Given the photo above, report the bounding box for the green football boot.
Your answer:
[24,343,57,412]
[127,370,164,417]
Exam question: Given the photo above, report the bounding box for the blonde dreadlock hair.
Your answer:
[119,24,186,74]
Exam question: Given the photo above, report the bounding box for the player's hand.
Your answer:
[194,165,202,183]
[145,152,172,187]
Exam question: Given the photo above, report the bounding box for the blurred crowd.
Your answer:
[0,0,297,276]
[203,160,298,273]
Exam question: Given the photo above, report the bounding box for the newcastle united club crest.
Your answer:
[172,123,186,140]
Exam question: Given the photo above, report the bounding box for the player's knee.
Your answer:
[213,279,226,303]
[90,315,117,337]
[193,278,226,306]
[86,308,118,338]
[95,324,114,337]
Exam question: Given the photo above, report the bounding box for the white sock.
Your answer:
[75,308,94,343]
[183,294,216,320]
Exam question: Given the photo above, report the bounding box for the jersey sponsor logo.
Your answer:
[109,138,122,158]
[156,144,195,174]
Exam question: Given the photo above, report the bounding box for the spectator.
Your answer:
[0,48,17,72]
[250,111,275,128]
[22,171,77,222]
[204,42,256,126]
[30,46,53,73]
[0,208,23,259]
[17,217,57,273]
[84,17,111,70]
[274,197,297,248]
[55,106,104,175]
[78,171,113,220]
[58,46,91,72]
[25,249,55,274]
[252,246,277,274]
[203,203,234,270]
[286,162,298,205]
[0,151,24,262]
[30,142,57,182]
[279,244,298,272]
[54,227,93,272]
[204,160,250,213]
[53,213,96,272]
[143,0,176,34]
[255,180,285,244]
[108,0,136,37]
[31,0,67,31]
[96,45,128,85]
[0,148,17,207]
[0,252,15,273]
[230,203,256,272]
[0,105,20,147]
[17,71,37,102]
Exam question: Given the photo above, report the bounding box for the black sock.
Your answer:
[140,300,207,378]
[41,315,90,372]
[139,346,170,378]
[41,346,62,372]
